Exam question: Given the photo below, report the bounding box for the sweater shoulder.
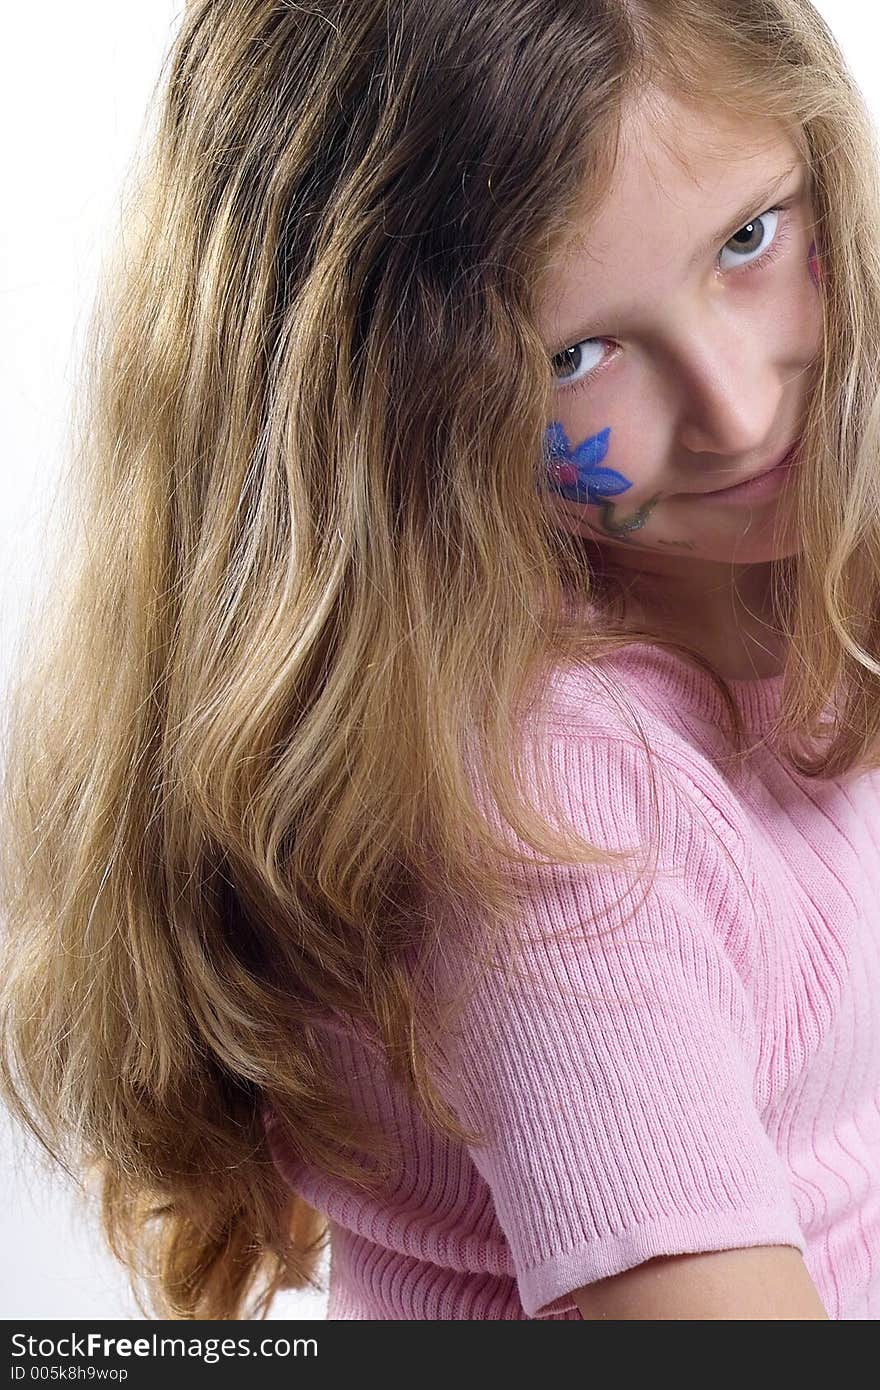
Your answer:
[527,646,756,865]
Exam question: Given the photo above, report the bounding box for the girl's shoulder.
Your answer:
[517,639,769,867]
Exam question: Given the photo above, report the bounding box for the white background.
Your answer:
[1,1,877,1321]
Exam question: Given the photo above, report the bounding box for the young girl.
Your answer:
[2,0,879,1321]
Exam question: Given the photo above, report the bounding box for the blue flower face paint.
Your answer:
[544,423,629,503]
[542,421,661,536]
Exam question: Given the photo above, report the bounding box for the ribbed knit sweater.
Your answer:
[263,640,880,1319]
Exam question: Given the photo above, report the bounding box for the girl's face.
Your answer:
[536,91,823,609]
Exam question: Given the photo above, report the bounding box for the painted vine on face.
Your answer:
[543,419,695,548]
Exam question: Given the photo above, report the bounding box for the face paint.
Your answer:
[542,421,661,535]
[808,240,821,290]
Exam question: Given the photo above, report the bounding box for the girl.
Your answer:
[2,0,879,1321]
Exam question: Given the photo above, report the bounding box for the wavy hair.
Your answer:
[3,0,880,1320]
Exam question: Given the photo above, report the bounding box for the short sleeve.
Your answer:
[425,733,806,1319]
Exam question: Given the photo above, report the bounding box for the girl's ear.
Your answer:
[808,240,822,289]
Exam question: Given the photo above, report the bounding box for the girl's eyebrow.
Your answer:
[687,161,802,272]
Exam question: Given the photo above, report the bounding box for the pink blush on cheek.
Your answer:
[808,241,821,289]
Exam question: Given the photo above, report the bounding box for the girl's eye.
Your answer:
[550,205,791,396]
[717,206,782,271]
[548,338,609,393]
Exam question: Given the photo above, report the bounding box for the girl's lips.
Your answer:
[681,444,801,502]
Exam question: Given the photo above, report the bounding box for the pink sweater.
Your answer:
[263,640,880,1318]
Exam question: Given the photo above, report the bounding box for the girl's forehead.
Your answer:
[622,84,795,167]
[536,96,803,338]
[542,97,795,255]
[569,93,799,256]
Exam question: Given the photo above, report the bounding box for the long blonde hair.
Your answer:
[3,0,880,1320]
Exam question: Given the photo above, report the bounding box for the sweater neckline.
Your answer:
[594,640,788,731]
[562,593,790,731]
[713,667,786,727]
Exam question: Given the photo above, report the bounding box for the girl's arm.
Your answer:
[572,1244,829,1320]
